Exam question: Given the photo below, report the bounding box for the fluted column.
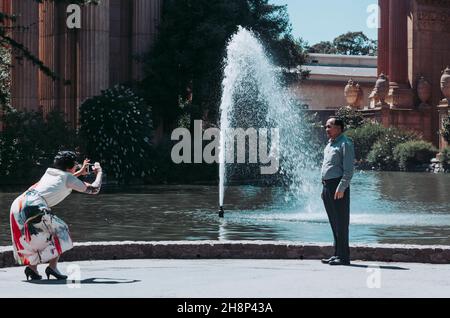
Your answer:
[11,0,40,112]
[109,0,131,85]
[388,0,409,87]
[0,0,12,20]
[39,1,57,115]
[77,0,110,124]
[131,0,162,81]
[56,3,78,126]
[378,0,390,76]
[387,0,413,109]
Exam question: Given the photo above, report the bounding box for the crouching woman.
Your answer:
[9,151,103,281]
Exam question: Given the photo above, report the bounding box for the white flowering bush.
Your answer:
[367,127,419,171]
[79,85,153,183]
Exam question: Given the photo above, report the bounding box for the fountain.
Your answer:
[218,27,321,216]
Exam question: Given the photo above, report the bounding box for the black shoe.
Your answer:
[45,266,68,280]
[329,258,350,266]
[25,267,42,281]
[321,256,338,264]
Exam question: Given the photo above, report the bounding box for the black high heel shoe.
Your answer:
[25,267,42,281]
[45,266,68,280]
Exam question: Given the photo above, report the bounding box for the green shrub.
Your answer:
[441,147,450,170]
[336,106,366,130]
[0,109,78,183]
[441,116,450,144]
[345,121,386,161]
[79,85,153,184]
[367,127,419,170]
[393,140,438,171]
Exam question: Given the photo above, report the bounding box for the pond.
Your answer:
[1,172,449,246]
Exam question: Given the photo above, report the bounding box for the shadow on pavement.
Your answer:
[25,278,141,285]
[347,264,409,270]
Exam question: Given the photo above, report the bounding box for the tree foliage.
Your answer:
[141,0,309,132]
[309,31,377,56]
[79,85,154,184]
[441,115,450,144]
[0,109,78,182]
[336,106,365,130]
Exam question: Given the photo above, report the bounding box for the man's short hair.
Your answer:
[328,117,345,132]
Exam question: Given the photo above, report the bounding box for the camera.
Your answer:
[85,164,96,174]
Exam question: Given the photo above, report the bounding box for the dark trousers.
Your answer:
[321,178,350,262]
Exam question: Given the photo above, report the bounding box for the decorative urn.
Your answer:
[344,79,360,108]
[373,73,389,106]
[417,76,431,107]
[441,66,450,103]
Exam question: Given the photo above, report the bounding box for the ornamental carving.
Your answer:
[416,10,450,32]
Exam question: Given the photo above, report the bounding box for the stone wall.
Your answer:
[2,242,450,268]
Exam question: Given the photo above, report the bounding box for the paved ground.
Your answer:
[0,259,449,298]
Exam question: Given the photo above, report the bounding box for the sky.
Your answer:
[270,0,379,45]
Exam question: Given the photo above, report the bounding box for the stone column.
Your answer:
[131,0,162,81]
[11,0,40,112]
[378,0,390,76]
[39,1,57,115]
[109,0,132,85]
[387,0,413,109]
[77,0,110,125]
[0,0,12,21]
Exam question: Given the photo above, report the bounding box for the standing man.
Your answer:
[321,117,355,266]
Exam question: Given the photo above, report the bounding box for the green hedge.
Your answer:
[0,109,78,183]
[393,140,438,171]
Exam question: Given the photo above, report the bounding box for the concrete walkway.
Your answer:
[1,259,449,298]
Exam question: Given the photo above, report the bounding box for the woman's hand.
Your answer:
[73,159,90,177]
[93,162,102,175]
[80,159,91,176]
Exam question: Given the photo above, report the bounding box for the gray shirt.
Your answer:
[321,134,355,193]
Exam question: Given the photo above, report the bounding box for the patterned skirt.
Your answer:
[10,189,73,266]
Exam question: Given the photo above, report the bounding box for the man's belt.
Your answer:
[322,177,342,185]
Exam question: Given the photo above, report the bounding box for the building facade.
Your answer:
[1,0,162,127]
[372,0,450,148]
[293,0,450,149]
[292,53,377,112]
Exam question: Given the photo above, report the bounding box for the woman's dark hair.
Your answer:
[328,117,345,132]
[53,151,78,171]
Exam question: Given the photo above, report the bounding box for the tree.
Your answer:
[308,31,377,56]
[333,32,377,56]
[336,106,365,130]
[140,0,308,133]
[308,41,337,54]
